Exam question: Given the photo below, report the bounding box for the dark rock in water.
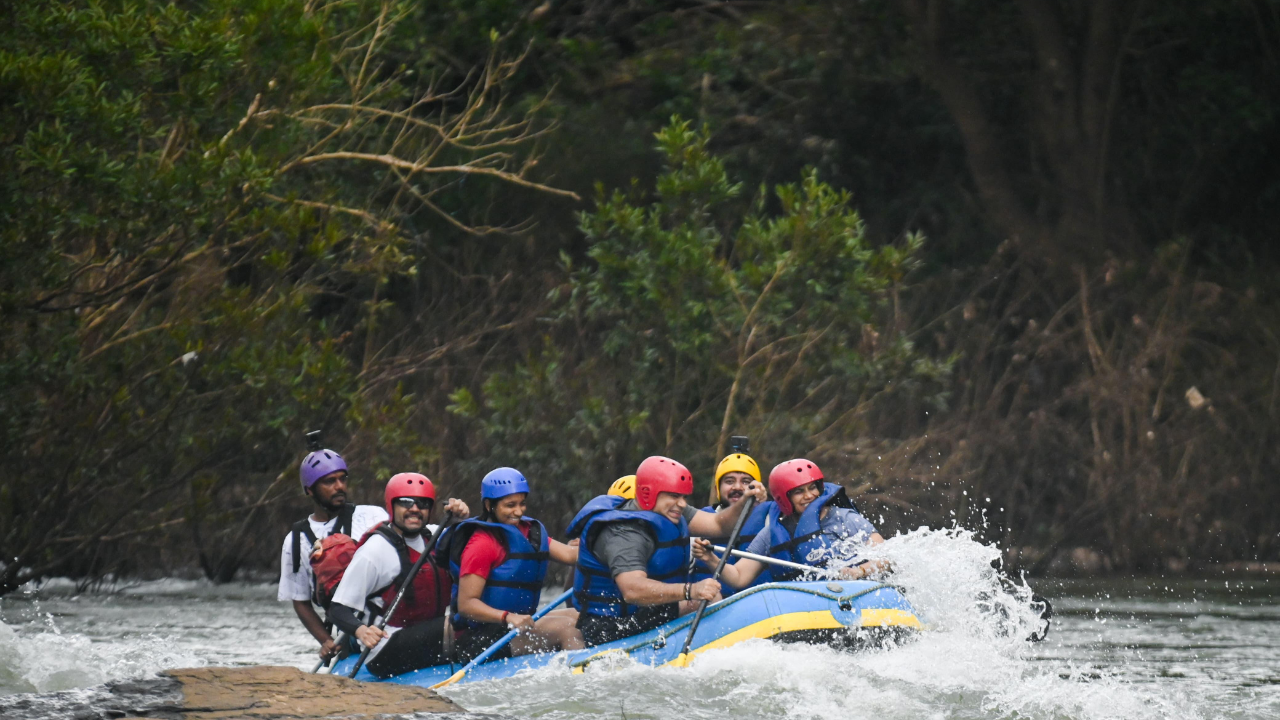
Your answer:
[0,666,462,720]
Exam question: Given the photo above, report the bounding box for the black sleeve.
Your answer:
[327,602,365,635]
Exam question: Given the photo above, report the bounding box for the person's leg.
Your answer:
[365,617,448,678]
[577,612,636,646]
[576,604,678,647]
[453,623,512,665]
[509,613,584,656]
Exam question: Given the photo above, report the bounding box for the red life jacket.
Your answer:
[362,523,451,628]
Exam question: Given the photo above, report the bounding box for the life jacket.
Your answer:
[690,501,775,594]
[438,517,550,630]
[360,523,451,628]
[764,484,861,580]
[569,495,690,618]
[290,504,355,609]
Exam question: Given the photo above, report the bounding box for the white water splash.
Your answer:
[1,532,1273,719]
[0,579,295,696]
[850,526,1047,642]
[446,527,1207,720]
[0,617,202,694]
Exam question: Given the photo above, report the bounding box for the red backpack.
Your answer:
[309,522,387,609]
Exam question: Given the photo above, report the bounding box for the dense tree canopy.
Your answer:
[1,0,1277,590]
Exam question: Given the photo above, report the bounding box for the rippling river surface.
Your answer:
[2,530,1277,720]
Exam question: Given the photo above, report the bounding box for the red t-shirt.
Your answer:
[458,521,532,579]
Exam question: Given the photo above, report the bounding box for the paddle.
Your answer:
[709,544,839,578]
[348,510,457,678]
[672,496,755,668]
[430,588,574,689]
[311,631,348,674]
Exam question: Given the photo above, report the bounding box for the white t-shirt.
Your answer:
[277,504,389,602]
[329,531,428,659]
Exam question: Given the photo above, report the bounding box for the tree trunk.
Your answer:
[900,0,1141,265]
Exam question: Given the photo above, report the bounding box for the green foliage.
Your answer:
[0,0,551,589]
[3,0,1278,585]
[454,119,949,513]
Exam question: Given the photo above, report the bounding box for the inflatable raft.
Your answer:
[332,580,922,686]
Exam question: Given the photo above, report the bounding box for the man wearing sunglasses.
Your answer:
[327,473,470,678]
[280,445,390,662]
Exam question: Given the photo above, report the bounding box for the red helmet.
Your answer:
[768,459,824,516]
[634,456,694,511]
[384,472,437,516]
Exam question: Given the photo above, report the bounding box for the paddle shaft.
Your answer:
[709,545,839,577]
[311,631,347,674]
[430,588,573,689]
[676,496,756,662]
[348,511,456,678]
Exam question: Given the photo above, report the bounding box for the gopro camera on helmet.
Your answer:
[729,435,750,454]
[305,430,323,452]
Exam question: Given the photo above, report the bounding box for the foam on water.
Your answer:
[0,578,301,696]
[444,527,1205,720]
[1,530,1275,719]
[0,616,202,694]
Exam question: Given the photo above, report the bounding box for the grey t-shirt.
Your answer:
[744,506,877,558]
[592,499,698,577]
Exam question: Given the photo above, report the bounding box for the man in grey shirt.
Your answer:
[572,456,768,646]
[593,499,700,577]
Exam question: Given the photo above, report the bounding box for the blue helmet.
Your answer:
[481,467,530,501]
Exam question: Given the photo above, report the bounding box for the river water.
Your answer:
[1,528,1277,719]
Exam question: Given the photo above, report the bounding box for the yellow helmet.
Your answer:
[608,475,637,500]
[712,453,761,503]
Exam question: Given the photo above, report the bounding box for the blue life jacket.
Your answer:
[437,517,549,630]
[765,484,860,580]
[691,501,775,594]
[569,494,690,618]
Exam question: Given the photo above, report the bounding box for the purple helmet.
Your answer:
[300,449,347,491]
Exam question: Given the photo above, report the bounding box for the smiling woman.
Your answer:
[437,467,583,664]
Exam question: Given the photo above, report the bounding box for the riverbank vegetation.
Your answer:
[2,0,1278,592]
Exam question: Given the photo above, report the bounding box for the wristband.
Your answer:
[684,582,692,601]
[501,611,510,625]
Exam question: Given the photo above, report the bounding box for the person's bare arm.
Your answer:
[292,600,338,658]
[690,538,765,589]
[614,570,720,605]
[549,538,578,565]
[688,484,768,537]
[839,533,890,579]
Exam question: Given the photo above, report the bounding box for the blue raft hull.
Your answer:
[331,581,922,687]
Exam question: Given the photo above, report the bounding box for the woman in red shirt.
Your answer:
[440,468,583,663]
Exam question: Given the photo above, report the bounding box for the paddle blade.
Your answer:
[430,669,466,690]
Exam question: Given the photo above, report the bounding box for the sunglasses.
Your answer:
[392,497,433,510]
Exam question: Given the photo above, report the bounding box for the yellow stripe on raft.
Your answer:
[658,607,919,667]
[859,608,922,629]
[572,608,923,672]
